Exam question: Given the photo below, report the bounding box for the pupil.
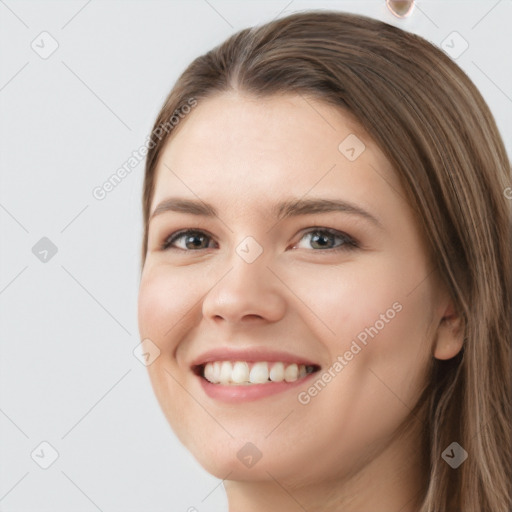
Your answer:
[312,232,331,248]
[187,234,206,249]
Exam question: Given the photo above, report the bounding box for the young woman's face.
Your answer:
[138,92,450,488]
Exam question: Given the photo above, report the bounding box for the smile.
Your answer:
[197,361,319,385]
[191,355,321,402]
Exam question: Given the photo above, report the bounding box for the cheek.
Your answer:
[137,265,204,446]
[289,255,433,412]
[137,264,202,350]
[289,250,433,357]
[282,264,433,476]
[286,257,407,344]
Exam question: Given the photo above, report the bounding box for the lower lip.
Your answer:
[197,372,318,403]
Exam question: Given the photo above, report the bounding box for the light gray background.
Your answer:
[0,1,510,511]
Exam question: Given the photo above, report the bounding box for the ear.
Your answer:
[433,302,464,360]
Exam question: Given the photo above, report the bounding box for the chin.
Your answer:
[187,434,310,483]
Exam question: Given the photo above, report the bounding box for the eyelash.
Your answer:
[160,227,359,253]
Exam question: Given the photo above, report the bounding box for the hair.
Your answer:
[140,10,512,511]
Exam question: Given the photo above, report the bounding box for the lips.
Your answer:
[189,347,321,402]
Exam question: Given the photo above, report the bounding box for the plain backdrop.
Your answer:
[0,1,511,511]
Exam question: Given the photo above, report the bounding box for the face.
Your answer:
[138,91,449,487]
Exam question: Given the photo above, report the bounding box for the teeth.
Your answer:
[232,361,249,383]
[212,361,221,382]
[219,361,233,383]
[201,361,315,385]
[284,363,298,382]
[249,362,269,383]
[204,362,215,382]
[269,362,284,382]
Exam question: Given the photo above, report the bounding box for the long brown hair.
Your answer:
[140,10,512,511]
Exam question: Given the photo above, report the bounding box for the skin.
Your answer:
[137,91,464,512]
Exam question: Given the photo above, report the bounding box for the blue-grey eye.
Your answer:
[294,228,358,251]
[162,230,216,251]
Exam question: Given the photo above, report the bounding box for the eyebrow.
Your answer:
[149,197,383,229]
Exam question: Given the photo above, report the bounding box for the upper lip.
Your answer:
[190,347,320,369]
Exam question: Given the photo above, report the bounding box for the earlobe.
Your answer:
[433,313,464,360]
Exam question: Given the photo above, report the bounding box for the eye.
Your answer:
[160,227,358,253]
[161,229,216,251]
[293,227,359,252]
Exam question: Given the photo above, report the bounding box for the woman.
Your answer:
[137,10,511,511]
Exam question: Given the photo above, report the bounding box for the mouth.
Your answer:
[189,348,322,403]
[192,361,321,385]
[191,359,321,403]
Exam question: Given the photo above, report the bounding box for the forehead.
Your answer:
[150,92,404,217]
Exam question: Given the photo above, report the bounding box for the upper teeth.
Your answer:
[203,361,311,385]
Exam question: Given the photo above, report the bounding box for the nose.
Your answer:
[201,248,287,326]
